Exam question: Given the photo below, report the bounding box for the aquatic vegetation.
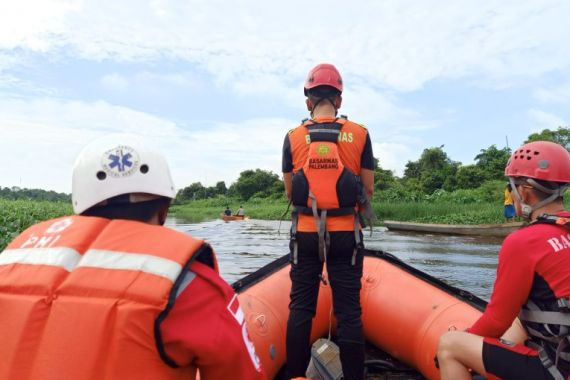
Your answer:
[1,193,567,251]
[0,199,72,251]
[172,196,505,225]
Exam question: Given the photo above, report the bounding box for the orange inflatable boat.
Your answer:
[233,248,524,379]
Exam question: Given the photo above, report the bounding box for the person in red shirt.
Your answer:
[282,63,375,380]
[437,141,570,380]
[0,134,265,380]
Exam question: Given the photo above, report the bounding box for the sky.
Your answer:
[1,0,569,194]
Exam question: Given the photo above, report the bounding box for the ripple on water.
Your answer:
[166,218,501,300]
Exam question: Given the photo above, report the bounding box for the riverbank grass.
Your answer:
[171,196,505,225]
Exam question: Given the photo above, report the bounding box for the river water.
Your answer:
[166,217,502,300]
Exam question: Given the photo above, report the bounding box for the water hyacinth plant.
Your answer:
[0,199,72,251]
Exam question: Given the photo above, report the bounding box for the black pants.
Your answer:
[286,231,364,380]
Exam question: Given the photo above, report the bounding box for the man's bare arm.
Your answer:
[283,172,293,201]
[360,168,374,199]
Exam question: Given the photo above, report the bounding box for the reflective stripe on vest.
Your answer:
[0,248,183,283]
[0,247,81,271]
[78,249,182,282]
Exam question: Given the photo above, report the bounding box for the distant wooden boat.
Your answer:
[220,214,246,222]
[383,220,524,237]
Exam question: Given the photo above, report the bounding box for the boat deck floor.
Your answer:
[273,340,425,379]
[362,342,424,379]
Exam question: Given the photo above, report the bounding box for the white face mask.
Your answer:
[508,177,568,220]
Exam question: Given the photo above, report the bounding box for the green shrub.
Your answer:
[0,199,72,251]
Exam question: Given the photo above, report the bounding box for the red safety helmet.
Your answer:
[304,63,343,95]
[505,141,570,183]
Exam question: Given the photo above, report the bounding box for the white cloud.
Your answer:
[99,70,202,98]
[340,86,439,174]
[0,89,432,191]
[1,0,569,93]
[534,83,570,105]
[0,96,290,192]
[343,85,439,132]
[2,0,570,192]
[101,73,129,92]
[133,71,200,88]
[0,0,78,51]
[528,108,567,131]
[0,96,178,191]
[174,118,289,186]
[0,53,21,72]
[373,142,415,176]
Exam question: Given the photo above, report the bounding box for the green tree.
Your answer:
[214,181,227,195]
[268,179,285,195]
[373,158,396,190]
[374,168,397,190]
[419,147,450,172]
[0,187,70,202]
[234,169,281,200]
[176,182,206,201]
[403,161,421,179]
[455,165,486,189]
[474,145,511,180]
[204,186,217,198]
[403,147,459,193]
[227,183,238,198]
[525,126,570,151]
[442,171,458,191]
[422,171,446,193]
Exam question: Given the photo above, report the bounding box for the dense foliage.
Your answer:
[0,187,70,202]
[525,127,570,150]
[174,180,229,203]
[0,199,72,251]
[175,169,283,203]
[173,185,509,225]
[173,127,569,206]
[398,144,512,194]
[233,169,283,200]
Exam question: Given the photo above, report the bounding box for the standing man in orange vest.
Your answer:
[282,63,375,379]
[0,134,266,380]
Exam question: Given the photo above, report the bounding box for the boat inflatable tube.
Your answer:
[234,249,525,380]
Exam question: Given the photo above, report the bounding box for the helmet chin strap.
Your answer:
[309,97,338,118]
[508,177,569,220]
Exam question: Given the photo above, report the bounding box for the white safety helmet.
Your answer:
[72,133,176,214]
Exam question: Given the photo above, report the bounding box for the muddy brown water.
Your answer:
[166,217,501,300]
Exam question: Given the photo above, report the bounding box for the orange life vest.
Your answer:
[0,215,216,380]
[291,119,359,218]
[287,116,370,233]
[290,117,363,263]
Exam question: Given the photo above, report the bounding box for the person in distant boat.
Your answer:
[224,206,232,216]
[437,141,570,380]
[235,206,245,216]
[504,182,516,222]
[282,63,375,379]
[0,134,265,380]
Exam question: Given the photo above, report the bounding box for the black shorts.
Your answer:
[482,338,557,380]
